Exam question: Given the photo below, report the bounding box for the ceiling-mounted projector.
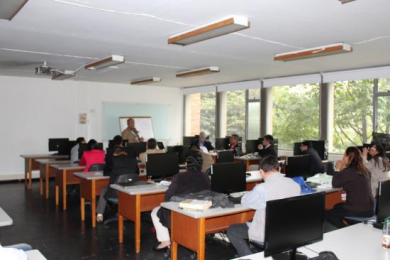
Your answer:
[34,61,53,75]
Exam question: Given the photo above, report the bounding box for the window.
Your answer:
[375,78,390,134]
[328,78,390,153]
[247,89,261,140]
[271,83,320,149]
[226,90,246,138]
[184,92,216,140]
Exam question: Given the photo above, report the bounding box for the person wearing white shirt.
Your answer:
[227,155,301,257]
[362,143,390,197]
[70,137,86,163]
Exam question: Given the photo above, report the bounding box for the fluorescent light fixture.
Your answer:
[84,55,125,70]
[339,0,356,3]
[168,16,250,46]
[130,77,161,85]
[0,0,29,20]
[274,43,352,62]
[51,70,75,80]
[176,66,220,78]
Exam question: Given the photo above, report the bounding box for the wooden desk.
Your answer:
[20,154,67,189]
[111,183,168,253]
[50,163,85,210]
[161,202,255,260]
[74,172,110,228]
[37,159,70,199]
[0,207,13,227]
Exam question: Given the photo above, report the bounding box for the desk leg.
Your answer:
[171,241,178,260]
[24,159,28,188]
[80,197,85,222]
[45,167,49,200]
[28,159,33,189]
[91,181,96,228]
[135,195,141,253]
[55,185,59,207]
[118,214,124,244]
[62,171,67,210]
[197,218,206,260]
[39,174,43,197]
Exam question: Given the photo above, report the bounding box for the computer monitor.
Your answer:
[183,136,196,147]
[246,139,261,154]
[58,140,76,157]
[215,137,229,150]
[48,138,69,152]
[146,153,179,180]
[167,145,187,164]
[264,192,325,259]
[286,155,312,179]
[376,180,390,223]
[295,140,327,160]
[210,162,246,194]
[127,142,146,156]
[157,141,165,150]
[216,150,234,163]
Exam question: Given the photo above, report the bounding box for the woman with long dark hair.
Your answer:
[362,143,390,197]
[326,147,374,228]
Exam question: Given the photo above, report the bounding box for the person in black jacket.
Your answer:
[326,146,374,228]
[300,141,325,175]
[257,135,277,158]
[103,135,123,176]
[229,134,242,157]
[150,151,211,251]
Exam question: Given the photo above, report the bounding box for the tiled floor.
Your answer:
[0,180,237,260]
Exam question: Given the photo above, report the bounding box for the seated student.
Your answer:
[104,135,123,176]
[139,138,165,163]
[228,134,242,157]
[96,146,138,222]
[300,141,325,175]
[362,143,390,197]
[70,137,86,163]
[257,135,277,158]
[227,155,301,257]
[150,152,211,251]
[79,139,105,172]
[326,147,374,228]
[199,131,214,152]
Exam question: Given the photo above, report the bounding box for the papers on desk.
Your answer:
[179,199,212,211]
[158,180,172,187]
[306,173,333,185]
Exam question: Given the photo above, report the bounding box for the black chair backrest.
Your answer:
[216,150,234,163]
[89,163,105,171]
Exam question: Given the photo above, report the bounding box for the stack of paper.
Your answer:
[179,199,212,211]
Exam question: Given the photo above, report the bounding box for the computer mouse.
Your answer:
[315,251,338,260]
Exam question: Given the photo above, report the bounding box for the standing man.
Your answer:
[121,118,143,143]
[199,131,214,152]
[257,135,277,158]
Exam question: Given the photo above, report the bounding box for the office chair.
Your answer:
[89,164,105,171]
[103,173,139,226]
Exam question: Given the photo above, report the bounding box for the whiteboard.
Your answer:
[119,117,154,140]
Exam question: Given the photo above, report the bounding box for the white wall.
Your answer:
[0,75,183,180]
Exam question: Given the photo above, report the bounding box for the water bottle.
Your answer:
[382,218,390,249]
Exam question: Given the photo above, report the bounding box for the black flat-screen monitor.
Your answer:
[58,140,76,157]
[183,136,196,147]
[216,150,234,163]
[286,155,312,179]
[246,139,261,154]
[210,162,246,194]
[157,141,165,150]
[264,192,325,259]
[376,180,390,223]
[215,137,229,150]
[127,142,146,157]
[294,140,327,160]
[167,145,187,164]
[48,138,69,152]
[146,153,179,180]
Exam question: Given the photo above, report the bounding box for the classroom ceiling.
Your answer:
[0,0,390,88]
